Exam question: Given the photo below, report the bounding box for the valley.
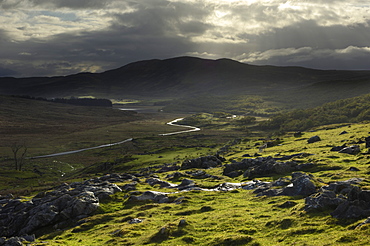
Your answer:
[1,57,370,245]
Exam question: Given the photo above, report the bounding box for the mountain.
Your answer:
[1,56,370,100]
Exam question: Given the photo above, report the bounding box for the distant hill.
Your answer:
[1,56,370,112]
[259,93,370,131]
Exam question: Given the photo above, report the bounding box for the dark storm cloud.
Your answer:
[1,0,370,76]
[0,0,210,76]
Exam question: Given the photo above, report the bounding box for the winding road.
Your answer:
[30,118,200,159]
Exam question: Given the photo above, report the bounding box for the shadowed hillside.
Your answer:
[2,57,370,103]
[1,57,370,117]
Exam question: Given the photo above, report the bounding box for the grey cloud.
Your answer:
[1,0,370,77]
[0,1,209,76]
[0,0,111,9]
[247,20,370,51]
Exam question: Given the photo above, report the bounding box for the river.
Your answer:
[30,118,200,159]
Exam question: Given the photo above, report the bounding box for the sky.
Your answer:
[1,0,370,77]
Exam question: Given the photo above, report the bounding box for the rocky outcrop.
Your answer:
[253,172,317,197]
[304,178,370,219]
[0,178,123,238]
[128,191,170,203]
[223,156,314,178]
[181,155,224,170]
[0,235,35,246]
[338,145,361,155]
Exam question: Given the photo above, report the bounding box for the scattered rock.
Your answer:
[121,182,137,192]
[178,219,188,227]
[129,191,170,203]
[181,155,224,170]
[254,172,317,197]
[128,218,144,224]
[185,170,220,179]
[304,178,370,219]
[339,145,360,155]
[356,217,370,229]
[223,156,313,178]
[349,167,360,171]
[330,144,347,152]
[307,135,321,143]
[0,179,122,238]
[276,201,298,208]
[146,178,177,188]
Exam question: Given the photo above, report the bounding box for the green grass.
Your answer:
[3,95,370,245]
[31,121,370,245]
[38,179,370,245]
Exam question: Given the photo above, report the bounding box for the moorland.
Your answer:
[1,57,370,245]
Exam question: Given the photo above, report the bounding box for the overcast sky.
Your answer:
[1,0,370,77]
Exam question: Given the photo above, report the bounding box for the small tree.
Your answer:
[11,143,27,171]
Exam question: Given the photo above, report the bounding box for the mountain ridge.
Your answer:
[1,56,370,106]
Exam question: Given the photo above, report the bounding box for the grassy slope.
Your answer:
[3,95,370,245]
[37,122,370,245]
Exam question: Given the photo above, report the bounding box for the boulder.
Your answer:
[254,173,317,197]
[305,190,345,212]
[330,144,346,152]
[281,172,317,197]
[307,135,321,143]
[338,145,360,155]
[129,191,170,203]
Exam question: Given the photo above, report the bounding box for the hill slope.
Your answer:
[1,57,370,100]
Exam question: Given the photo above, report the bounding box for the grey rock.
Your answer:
[146,178,176,188]
[282,172,316,196]
[129,191,170,203]
[178,179,195,189]
[307,135,321,143]
[128,218,143,224]
[305,190,345,212]
[356,216,370,229]
[304,178,370,219]
[254,173,317,197]
[0,177,122,238]
[181,155,223,169]
[339,145,360,154]
[121,182,137,192]
[178,219,188,227]
[4,238,22,246]
[21,234,35,242]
